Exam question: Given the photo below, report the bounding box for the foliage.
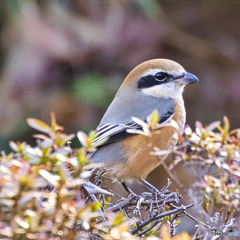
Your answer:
[0,112,239,239]
[171,116,240,238]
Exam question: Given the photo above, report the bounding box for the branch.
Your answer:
[106,195,180,213]
[129,203,193,235]
[170,203,211,230]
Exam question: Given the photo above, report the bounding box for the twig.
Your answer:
[93,167,112,185]
[86,167,100,181]
[129,203,193,235]
[136,219,162,236]
[108,189,125,199]
[106,196,179,213]
[161,161,188,194]
[90,193,107,222]
[170,203,211,229]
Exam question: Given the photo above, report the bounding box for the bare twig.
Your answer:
[89,193,107,222]
[136,219,162,236]
[170,203,211,229]
[129,203,193,235]
[161,161,188,194]
[106,195,180,213]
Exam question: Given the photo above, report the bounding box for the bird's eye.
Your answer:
[154,72,167,82]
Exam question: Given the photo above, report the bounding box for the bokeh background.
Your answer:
[1,0,240,151]
[1,0,240,234]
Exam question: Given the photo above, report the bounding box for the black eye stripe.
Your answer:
[137,75,157,89]
[137,72,174,89]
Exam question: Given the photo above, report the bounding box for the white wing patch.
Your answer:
[92,110,175,148]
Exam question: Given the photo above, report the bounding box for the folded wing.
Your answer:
[92,110,175,148]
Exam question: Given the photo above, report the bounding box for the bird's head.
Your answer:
[124,59,199,101]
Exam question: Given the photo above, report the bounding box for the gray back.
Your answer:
[99,87,176,126]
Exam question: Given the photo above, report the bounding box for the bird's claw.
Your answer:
[140,178,172,198]
[133,192,156,215]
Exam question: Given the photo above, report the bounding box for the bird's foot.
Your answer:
[123,179,175,217]
[140,178,168,199]
[133,192,153,217]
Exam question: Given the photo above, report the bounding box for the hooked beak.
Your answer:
[175,72,199,85]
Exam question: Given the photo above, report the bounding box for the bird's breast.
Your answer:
[111,100,186,181]
[172,100,186,134]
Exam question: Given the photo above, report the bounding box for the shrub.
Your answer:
[0,112,239,239]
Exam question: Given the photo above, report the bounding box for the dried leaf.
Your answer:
[37,138,53,149]
[77,131,88,147]
[15,216,30,229]
[9,141,19,152]
[131,117,149,128]
[39,169,60,188]
[83,182,114,196]
[204,121,221,134]
[66,179,85,187]
[0,227,13,237]
[202,196,210,213]
[184,125,192,135]
[50,111,57,128]
[195,121,203,136]
[223,116,230,134]
[27,118,50,133]
[126,129,149,136]
[160,225,171,240]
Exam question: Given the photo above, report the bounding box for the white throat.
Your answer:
[141,82,185,102]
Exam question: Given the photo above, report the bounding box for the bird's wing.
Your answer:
[92,110,175,148]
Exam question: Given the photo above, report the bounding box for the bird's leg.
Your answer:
[121,181,150,216]
[140,178,166,198]
[121,181,135,195]
[140,178,159,193]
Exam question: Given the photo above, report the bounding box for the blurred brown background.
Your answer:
[1,0,240,151]
[1,0,240,234]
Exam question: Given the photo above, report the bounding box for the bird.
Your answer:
[91,59,199,192]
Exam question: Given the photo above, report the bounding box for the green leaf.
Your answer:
[113,212,125,226]
[88,131,97,141]
[202,196,210,213]
[223,116,230,134]
[91,201,101,212]
[150,109,160,124]
[212,189,219,206]
[76,148,88,167]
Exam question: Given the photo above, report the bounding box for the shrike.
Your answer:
[91,59,199,191]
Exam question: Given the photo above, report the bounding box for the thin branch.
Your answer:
[90,193,107,222]
[106,196,179,213]
[170,203,211,229]
[161,161,188,194]
[129,203,193,235]
[136,219,162,236]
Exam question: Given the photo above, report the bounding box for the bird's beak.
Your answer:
[175,72,199,85]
